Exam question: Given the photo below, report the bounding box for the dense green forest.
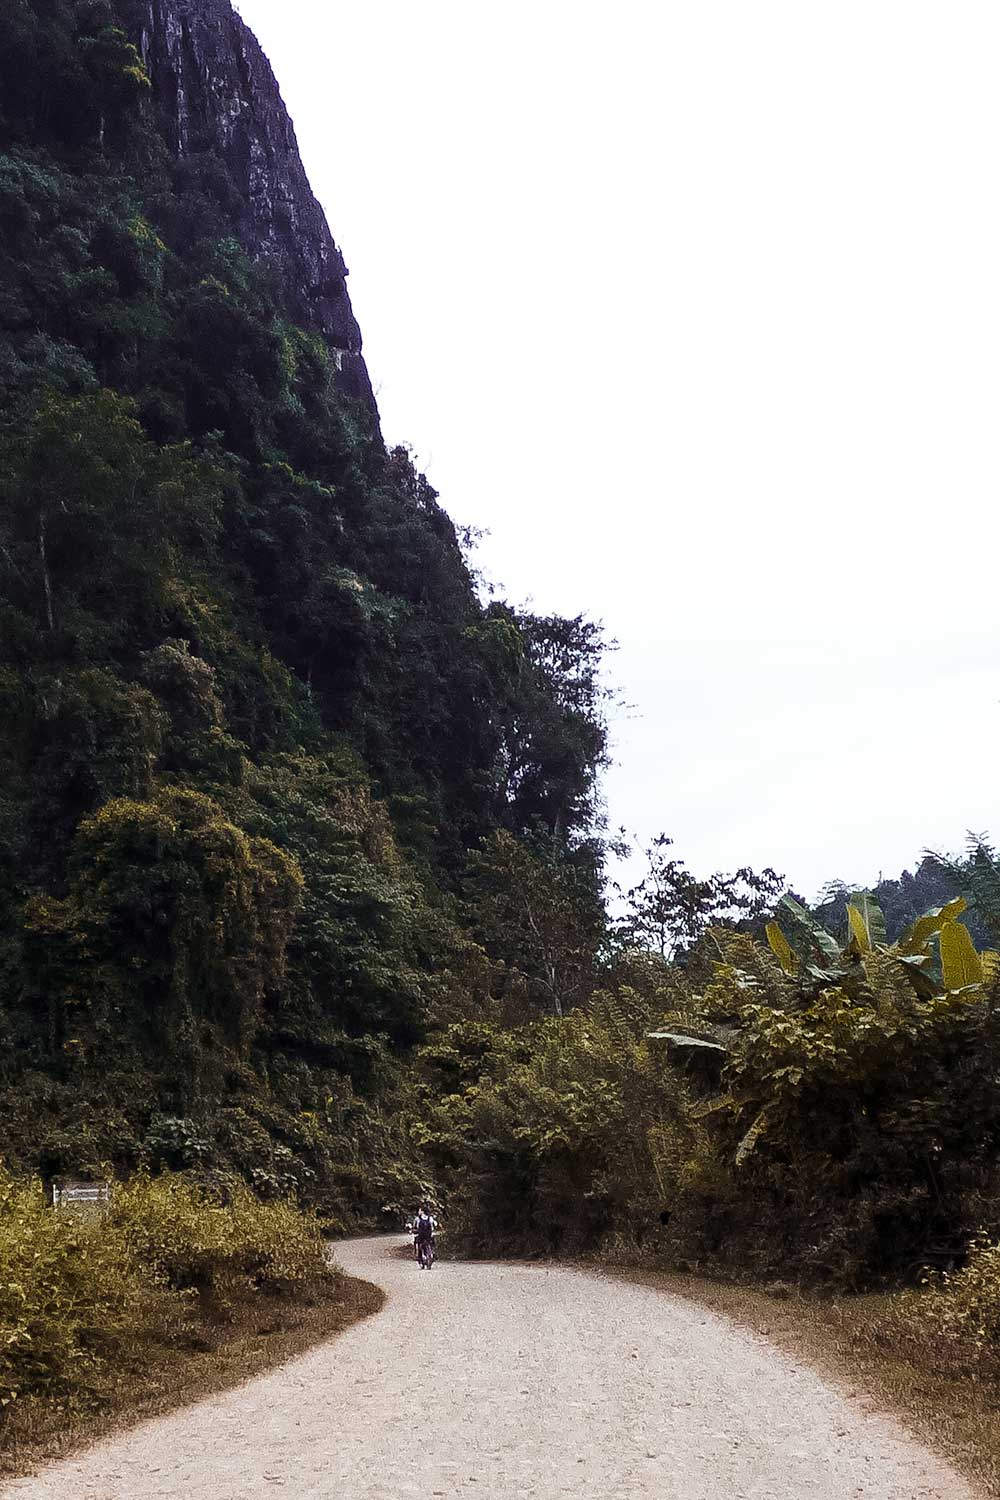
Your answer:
[5,1,1000,1350]
[0,0,611,1222]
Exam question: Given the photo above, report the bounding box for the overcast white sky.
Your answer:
[235,0,999,901]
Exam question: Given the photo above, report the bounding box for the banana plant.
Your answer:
[768,890,998,997]
[938,919,983,990]
[764,920,797,976]
[896,895,968,956]
[777,895,842,964]
[651,892,1000,1176]
[845,891,887,952]
[651,893,1000,1086]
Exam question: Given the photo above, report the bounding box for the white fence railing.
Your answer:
[52,1182,111,1211]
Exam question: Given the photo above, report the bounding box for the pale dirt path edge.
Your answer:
[0,1235,982,1500]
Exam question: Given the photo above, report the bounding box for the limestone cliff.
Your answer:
[122,0,375,412]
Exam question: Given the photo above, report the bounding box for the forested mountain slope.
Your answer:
[7,2,1000,1337]
[0,0,609,1217]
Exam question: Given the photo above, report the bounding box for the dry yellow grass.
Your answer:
[0,1271,383,1482]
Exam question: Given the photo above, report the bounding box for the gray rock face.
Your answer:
[123,0,376,414]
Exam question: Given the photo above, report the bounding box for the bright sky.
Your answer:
[235,0,999,901]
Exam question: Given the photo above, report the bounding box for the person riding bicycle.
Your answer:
[412,1202,437,1262]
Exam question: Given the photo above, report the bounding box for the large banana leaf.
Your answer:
[897,896,968,956]
[891,950,938,1000]
[765,921,798,975]
[647,1031,728,1052]
[846,893,887,952]
[779,894,842,963]
[846,904,870,953]
[806,962,848,983]
[939,920,983,990]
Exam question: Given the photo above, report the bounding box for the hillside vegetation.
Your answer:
[0,0,610,1222]
[423,868,1000,1280]
[3,0,1000,1421]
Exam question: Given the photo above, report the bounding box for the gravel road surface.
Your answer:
[1,1235,979,1500]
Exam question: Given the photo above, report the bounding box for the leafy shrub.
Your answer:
[909,1235,1000,1357]
[108,1172,329,1300]
[145,1115,213,1170]
[0,1168,157,1412]
[0,1165,333,1419]
[419,1004,708,1257]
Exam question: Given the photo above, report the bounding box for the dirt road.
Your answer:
[2,1236,979,1499]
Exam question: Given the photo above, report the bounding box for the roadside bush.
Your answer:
[0,1165,334,1420]
[419,1002,710,1257]
[908,1234,1000,1358]
[227,1187,331,1292]
[0,1168,157,1412]
[109,1172,330,1300]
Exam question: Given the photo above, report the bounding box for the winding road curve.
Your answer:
[2,1236,980,1500]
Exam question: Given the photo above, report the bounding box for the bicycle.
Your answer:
[416,1236,435,1270]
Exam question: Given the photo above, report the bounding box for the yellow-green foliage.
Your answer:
[418,996,708,1255]
[0,1169,156,1411]
[109,1173,329,1300]
[25,787,304,1058]
[0,1167,331,1417]
[706,943,988,1170]
[907,1235,1000,1356]
[427,903,1000,1283]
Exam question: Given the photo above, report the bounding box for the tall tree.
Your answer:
[470,831,605,1016]
[619,836,783,959]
